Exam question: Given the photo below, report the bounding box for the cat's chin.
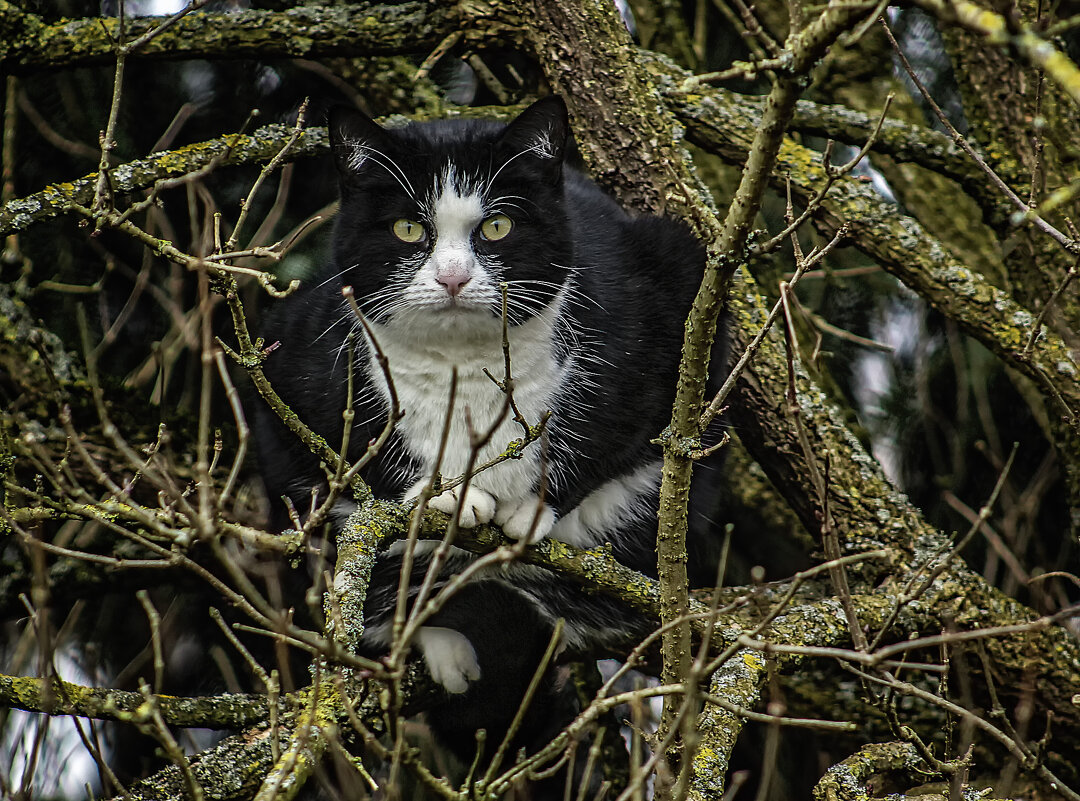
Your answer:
[398,300,497,324]
[433,299,488,314]
[378,303,502,343]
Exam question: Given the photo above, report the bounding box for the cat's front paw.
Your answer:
[494,497,556,543]
[405,480,496,528]
[415,626,480,694]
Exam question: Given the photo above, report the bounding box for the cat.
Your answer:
[254,95,726,778]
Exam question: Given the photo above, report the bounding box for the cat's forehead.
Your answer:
[399,117,505,147]
[393,120,502,169]
[427,166,485,223]
[431,163,484,196]
[389,127,519,207]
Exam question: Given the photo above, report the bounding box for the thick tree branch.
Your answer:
[671,89,1080,417]
[0,124,325,236]
[688,650,767,800]
[0,673,271,729]
[123,727,285,801]
[0,1,457,75]
[668,83,1080,538]
[786,97,1010,225]
[812,741,936,800]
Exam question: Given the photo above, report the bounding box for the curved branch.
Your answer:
[0,123,326,236]
[0,1,457,75]
[786,96,1009,225]
[812,742,935,800]
[0,673,271,729]
[124,726,284,801]
[669,82,1080,530]
[676,90,1080,415]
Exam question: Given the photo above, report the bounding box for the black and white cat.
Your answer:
[255,96,725,767]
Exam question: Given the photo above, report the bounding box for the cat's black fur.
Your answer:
[254,96,726,785]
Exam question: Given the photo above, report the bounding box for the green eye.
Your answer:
[480,214,513,241]
[392,219,425,243]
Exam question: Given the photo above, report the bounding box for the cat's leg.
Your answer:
[414,626,481,694]
[403,479,496,528]
[420,580,580,790]
[493,497,556,543]
[359,623,480,695]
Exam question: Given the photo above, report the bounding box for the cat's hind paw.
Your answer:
[494,497,556,543]
[406,480,496,528]
[415,626,480,694]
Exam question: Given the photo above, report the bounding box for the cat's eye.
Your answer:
[480,214,513,241]
[391,219,425,243]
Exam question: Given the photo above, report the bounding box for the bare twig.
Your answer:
[880,16,1079,256]
[224,99,309,254]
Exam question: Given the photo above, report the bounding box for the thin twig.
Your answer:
[880,16,1079,256]
[223,99,309,254]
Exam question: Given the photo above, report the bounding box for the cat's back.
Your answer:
[563,170,703,300]
[560,169,703,358]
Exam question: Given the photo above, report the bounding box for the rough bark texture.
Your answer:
[0,1,457,74]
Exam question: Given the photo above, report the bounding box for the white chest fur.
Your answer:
[364,298,568,509]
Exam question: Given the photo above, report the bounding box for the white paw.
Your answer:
[494,497,556,543]
[404,480,496,528]
[415,626,480,694]
[430,485,496,528]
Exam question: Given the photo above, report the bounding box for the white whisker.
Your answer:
[316,264,356,289]
[330,319,364,375]
[488,147,540,187]
[347,142,417,200]
[486,194,533,215]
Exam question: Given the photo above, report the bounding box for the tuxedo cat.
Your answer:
[255,96,724,775]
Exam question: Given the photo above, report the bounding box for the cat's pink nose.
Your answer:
[437,264,472,297]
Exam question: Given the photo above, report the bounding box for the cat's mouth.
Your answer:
[430,295,487,314]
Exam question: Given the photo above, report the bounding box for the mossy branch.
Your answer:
[123,727,287,801]
[0,1,457,75]
[671,89,1080,417]
[686,650,768,800]
[784,96,1010,225]
[0,673,271,729]
[668,78,1080,533]
[812,742,943,801]
[0,123,326,236]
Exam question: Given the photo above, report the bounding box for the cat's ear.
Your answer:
[496,95,569,178]
[327,105,394,178]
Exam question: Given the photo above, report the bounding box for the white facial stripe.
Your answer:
[432,168,483,254]
[423,167,486,292]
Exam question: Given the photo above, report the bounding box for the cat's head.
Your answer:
[327,97,575,329]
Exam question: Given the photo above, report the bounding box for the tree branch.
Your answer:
[667,80,1080,538]
[0,673,271,729]
[0,1,457,75]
